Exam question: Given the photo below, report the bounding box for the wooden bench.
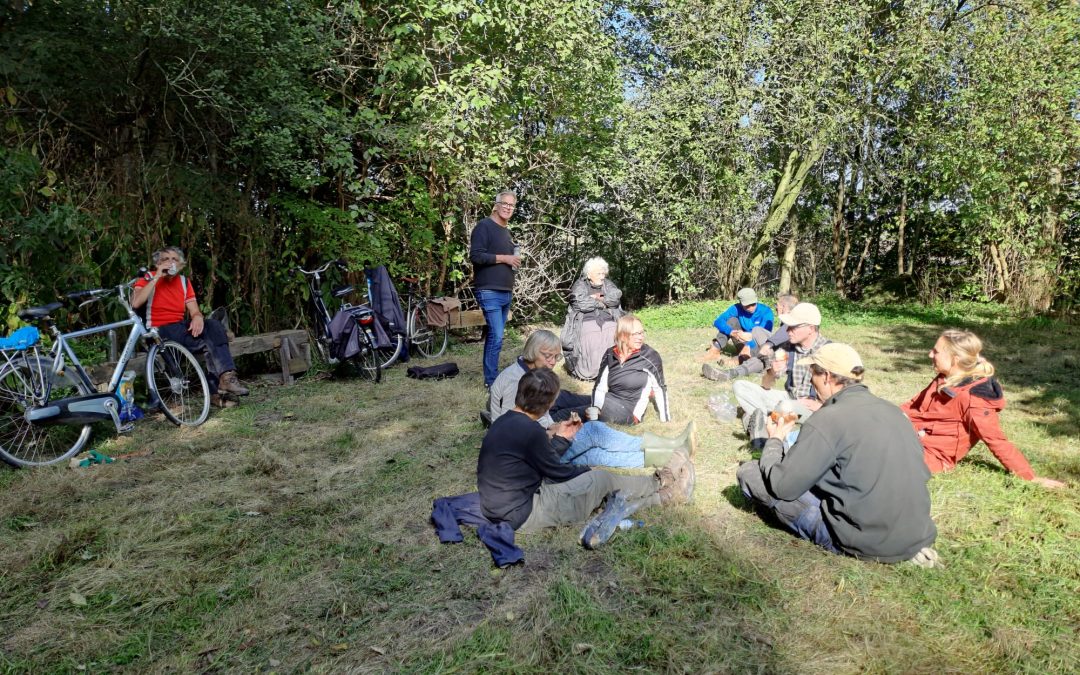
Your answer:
[92,329,311,386]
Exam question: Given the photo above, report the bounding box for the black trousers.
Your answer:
[157,319,236,394]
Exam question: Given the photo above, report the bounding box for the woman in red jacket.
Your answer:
[901,330,1064,488]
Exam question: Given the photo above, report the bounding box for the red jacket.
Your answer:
[901,375,1034,480]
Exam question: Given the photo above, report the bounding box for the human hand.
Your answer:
[1031,476,1066,489]
[797,397,822,412]
[759,344,774,359]
[766,413,797,440]
[188,314,204,337]
[551,421,579,440]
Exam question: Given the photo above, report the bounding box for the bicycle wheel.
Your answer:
[355,329,382,383]
[146,341,210,426]
[0,355,93,467]
[409,305,449,358]
[374,333,404,370]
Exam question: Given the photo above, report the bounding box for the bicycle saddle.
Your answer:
[18,302,63,321]
[331,284,354,299]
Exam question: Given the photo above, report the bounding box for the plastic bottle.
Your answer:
[117,370,136,421]
[707,394,738,422]
[617,519,645,531]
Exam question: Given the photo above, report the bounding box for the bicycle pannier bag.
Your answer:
[425,297,461,328]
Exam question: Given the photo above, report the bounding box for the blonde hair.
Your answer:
[939,329,995,388]
[615,314,644,357]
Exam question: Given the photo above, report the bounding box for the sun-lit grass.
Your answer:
[0,301,1077,672]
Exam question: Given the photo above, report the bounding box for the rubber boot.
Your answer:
[641,421,696,466]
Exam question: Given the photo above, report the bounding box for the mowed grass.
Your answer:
[1,299,1078,673]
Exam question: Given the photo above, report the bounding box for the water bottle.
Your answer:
[617,519,645,531]
[707,394,737,422]
[117,370,136,421]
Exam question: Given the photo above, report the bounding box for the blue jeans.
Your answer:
[560,422,644,468]
[477,289,512,386]
[736,459,841,554]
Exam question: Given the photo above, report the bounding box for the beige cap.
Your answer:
[779,302,821,327]
[797,343,864,380]
[736,288,758,306]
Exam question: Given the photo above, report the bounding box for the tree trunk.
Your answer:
[778,215,798,295]
[831,161,849,295]
[988,241,1010,298]
[742,136,825,286]
[1020,167,1063,312]
[896,188,907,276]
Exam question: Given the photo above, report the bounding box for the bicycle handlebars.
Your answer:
[295,259,349,276]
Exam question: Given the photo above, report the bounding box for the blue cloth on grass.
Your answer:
[431,493,524,567]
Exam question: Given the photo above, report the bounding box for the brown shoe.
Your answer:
[657,451,695,505]
[218,371,249,396]
[210,394,238,409]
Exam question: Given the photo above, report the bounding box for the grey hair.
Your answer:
[777,293,799,314]
[494,190,516,203]
[581,257,609,279]
[522,329,561,364]
[152,246,186,266]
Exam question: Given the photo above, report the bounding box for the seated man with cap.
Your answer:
[701,288,774,380]
[735,343,939,567]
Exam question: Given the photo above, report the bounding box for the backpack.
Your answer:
[406,362,460,380]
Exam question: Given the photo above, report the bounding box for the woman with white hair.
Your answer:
[561,257,623,380]
[488,329,591,428]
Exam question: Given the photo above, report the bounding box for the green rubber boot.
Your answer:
[641,421,696,466]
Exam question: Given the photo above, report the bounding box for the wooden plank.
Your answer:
[87,329,312,384]
[451,309,487,329]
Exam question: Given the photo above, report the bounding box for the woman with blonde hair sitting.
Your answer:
[593,314,669,425]
[561,256,623,380]
[901,329,1064,488]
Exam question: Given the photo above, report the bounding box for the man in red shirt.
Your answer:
[133,246,248,406]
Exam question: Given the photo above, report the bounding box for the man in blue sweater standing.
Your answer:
[470,191,522,387]
[702,287,774,381]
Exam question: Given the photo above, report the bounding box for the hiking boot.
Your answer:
[910,547,940,569]
[580,491,635,550]
[210,394,238,409]
[743,408,767,442]
[658,451,695,505]
[479,410,492,428]
[702,363,732,381]
[218,371,249,396]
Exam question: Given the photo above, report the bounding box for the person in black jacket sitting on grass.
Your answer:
[477,368,693,549]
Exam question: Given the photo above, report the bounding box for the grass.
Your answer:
[1,299,1078,673]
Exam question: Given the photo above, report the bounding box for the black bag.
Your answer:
[406,362,460,380]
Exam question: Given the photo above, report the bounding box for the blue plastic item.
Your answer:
[0,326,41,350]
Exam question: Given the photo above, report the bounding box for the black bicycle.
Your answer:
[294,260,381,382]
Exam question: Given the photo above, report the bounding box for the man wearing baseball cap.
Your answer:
[701,288,774,379]
[732,302,830,443]
[736,343,939,566]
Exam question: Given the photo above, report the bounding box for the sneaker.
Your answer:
[580,491,633,550]
[218,371,249,397]
[702,363,734,381]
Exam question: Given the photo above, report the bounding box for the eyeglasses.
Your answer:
[630,330,646,337]
[496,202,516,210]
[539,351,562,362]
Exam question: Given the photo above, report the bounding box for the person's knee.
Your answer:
[201,318,228,342]
[736,460,765,501]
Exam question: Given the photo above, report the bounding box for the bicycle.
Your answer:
[0,275,210,468]
[366,273,450,370]
[294,259,381,382]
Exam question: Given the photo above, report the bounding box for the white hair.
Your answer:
[582,257,609,278]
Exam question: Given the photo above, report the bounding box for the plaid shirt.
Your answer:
[784,333,830,399]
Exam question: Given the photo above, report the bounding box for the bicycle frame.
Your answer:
[41,285,157,401]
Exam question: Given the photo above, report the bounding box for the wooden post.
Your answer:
[278,337,294,386]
